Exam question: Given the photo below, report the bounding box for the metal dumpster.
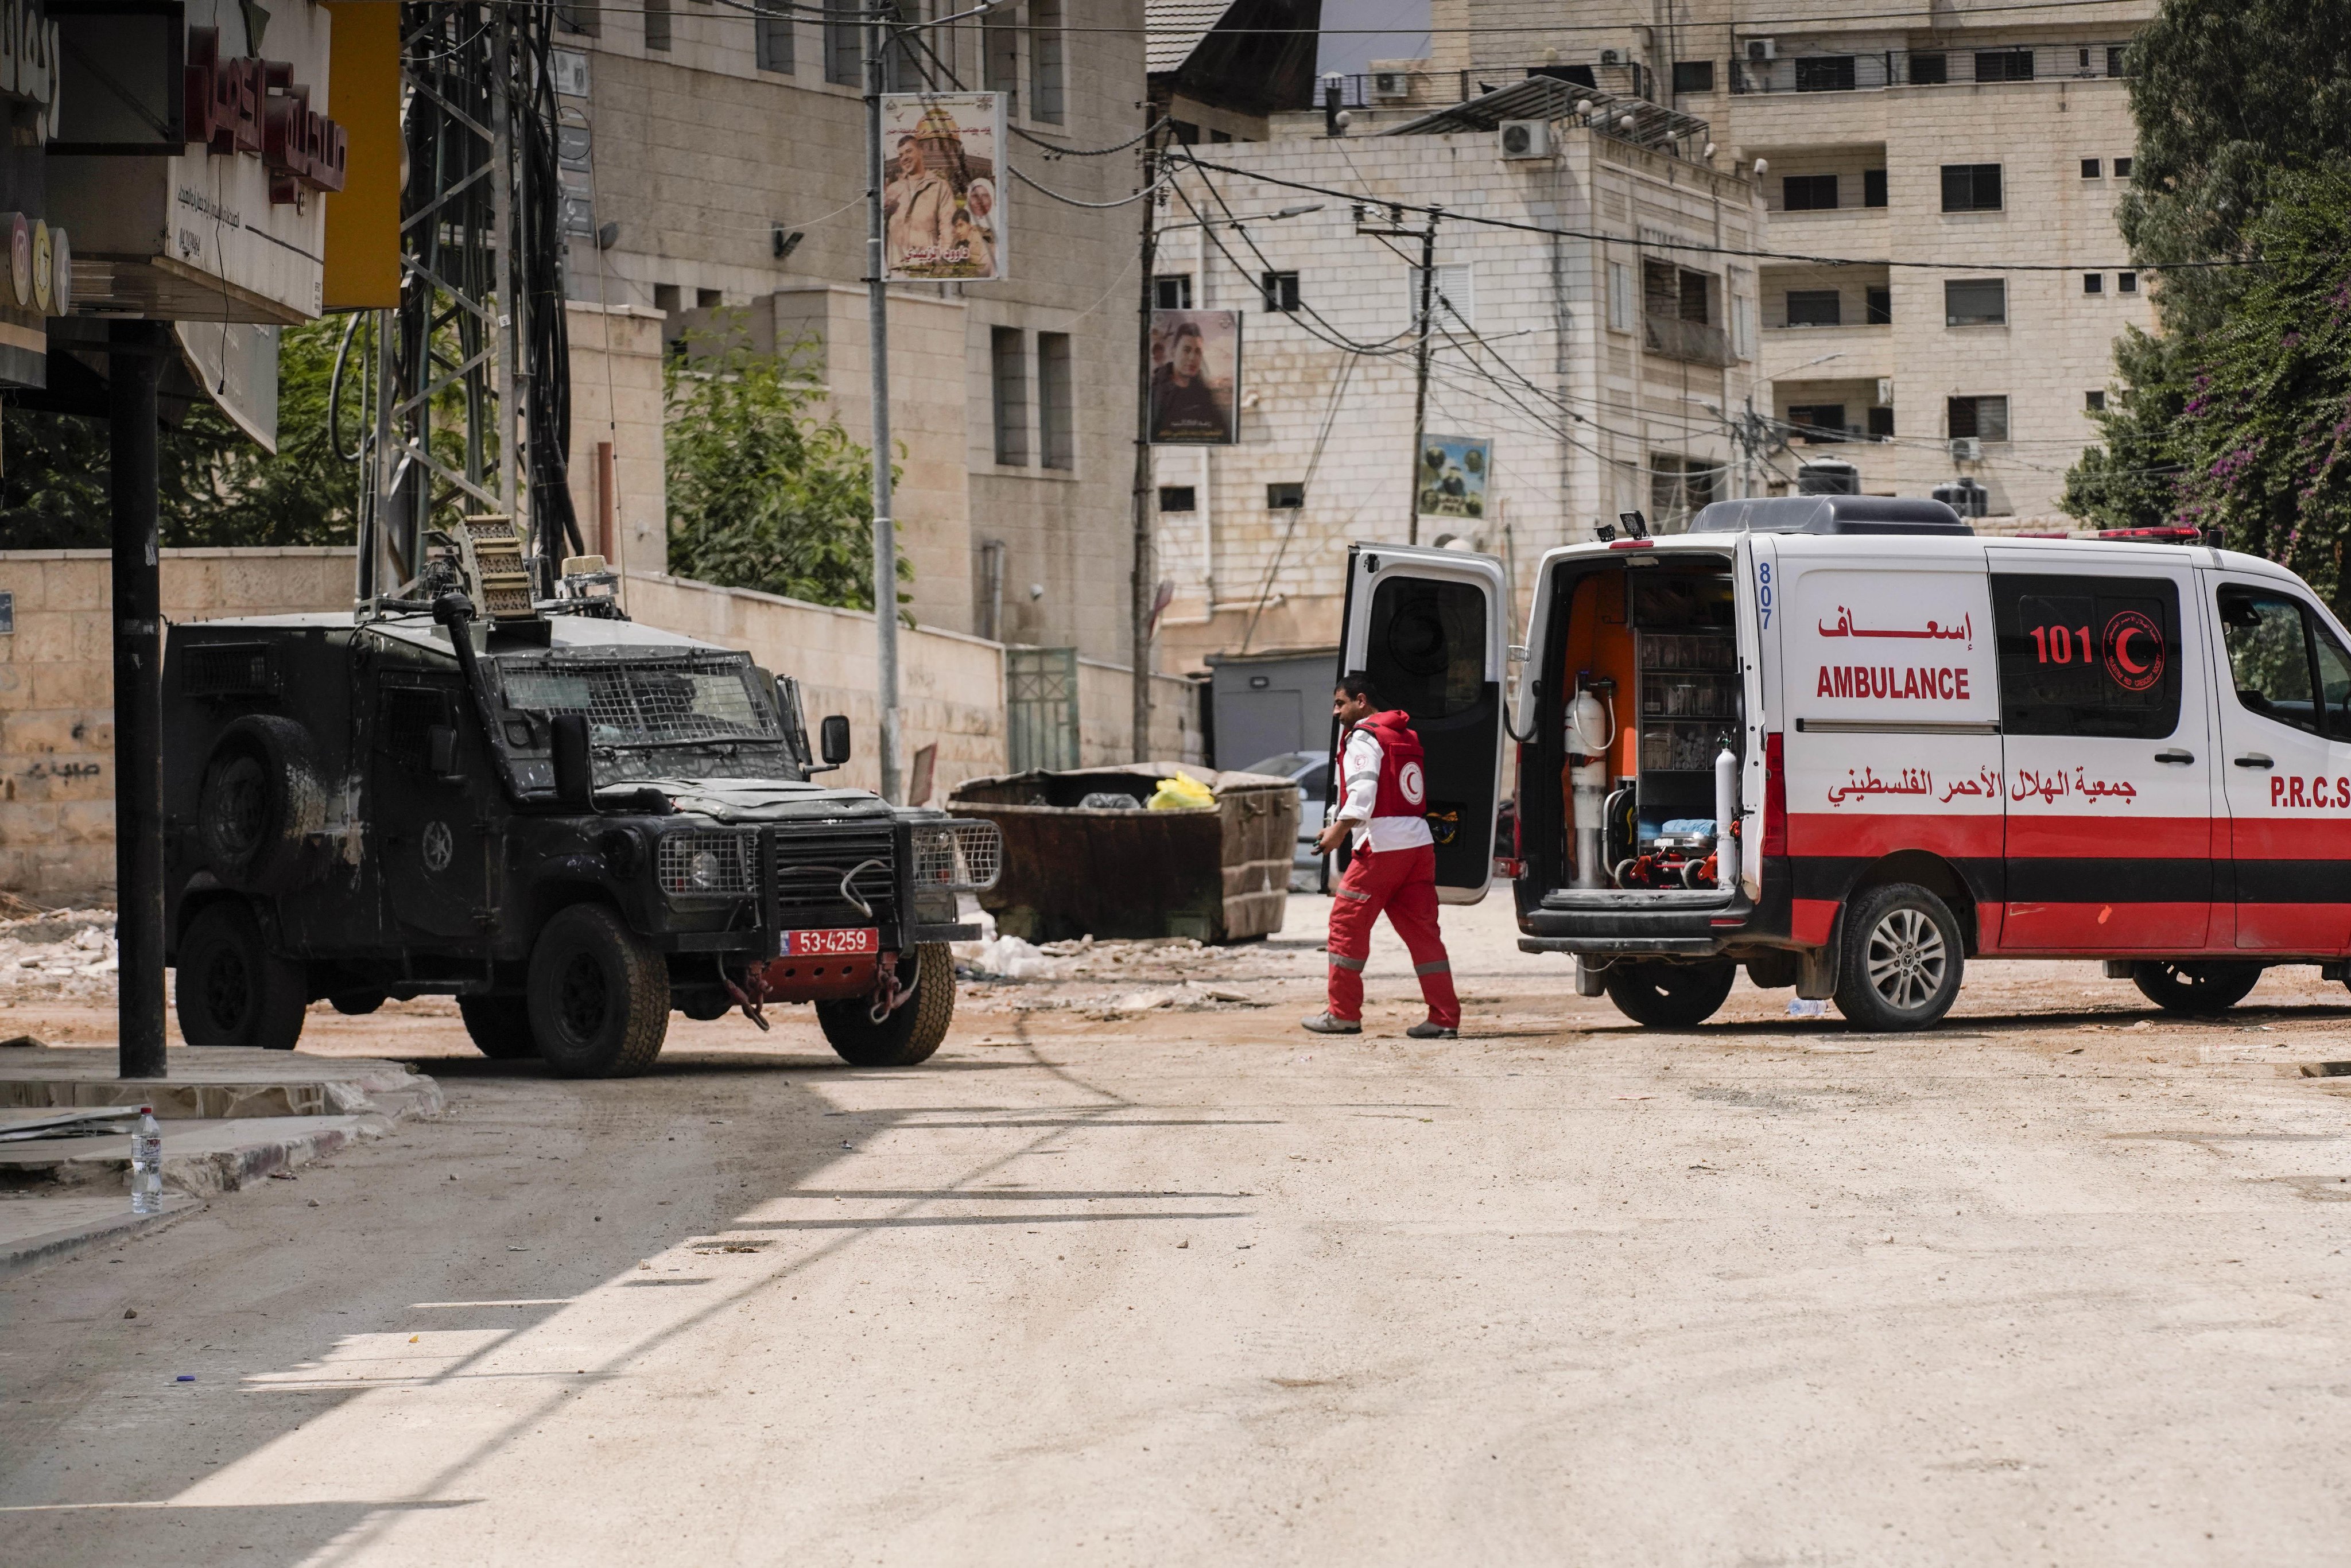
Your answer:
[946,763,1299,944]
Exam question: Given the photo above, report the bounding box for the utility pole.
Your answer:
[1128,125,1161,763]
[863,3,902,802]
[109,321,166,1081]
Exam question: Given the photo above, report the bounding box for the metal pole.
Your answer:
[1128,130,1160,763]
[1409,209,1440,546]
[108,321,166,1080]
[865,5,902,802]
[490,17,517,520]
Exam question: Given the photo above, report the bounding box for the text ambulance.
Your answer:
[1333,495,2351,1031]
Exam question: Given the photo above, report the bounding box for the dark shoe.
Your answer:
[1301,1012,1361,1035]
[1406,1020,1458,1039]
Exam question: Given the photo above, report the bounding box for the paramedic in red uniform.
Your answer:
[1302,675,1462,1039]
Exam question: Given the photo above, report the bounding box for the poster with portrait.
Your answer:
[1416,434,1492,519]
[1149,309,1242,445]
[880,92,1006,282]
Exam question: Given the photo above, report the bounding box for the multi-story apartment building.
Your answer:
[549,1,1146,659]
[1418,0,2160,519]
[1153,79,1761,672]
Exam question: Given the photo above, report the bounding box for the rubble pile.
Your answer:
[0,910,121,1002]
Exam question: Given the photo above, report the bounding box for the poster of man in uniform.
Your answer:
[1416,435,1492,519]
[1148,309,1242,445]
[881,93,1005,281]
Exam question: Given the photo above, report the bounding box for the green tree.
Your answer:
[1,316,363,548]
[663,327,909,616]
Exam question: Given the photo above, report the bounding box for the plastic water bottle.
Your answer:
[130,1107,162,1216]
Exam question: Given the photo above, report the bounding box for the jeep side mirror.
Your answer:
[820,715,851,769]
[427,724,459,778]
[552,712,595,809]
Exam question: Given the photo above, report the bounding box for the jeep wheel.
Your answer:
[526,905,669,1078]
[2133,960,2260,1015]
[457,995,541,1060]
[1834,883,1964,1031]
[175,902,307,1051]
[1601,960,1736,1028]
[817,944,955,1067]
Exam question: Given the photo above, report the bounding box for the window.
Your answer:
[1782,173,1838,211]
[1030,0,1065,124]
[1267,481,1305,510]
[1867,406,1895,438]
[2083,272,2104,296]
[1157,486,1196,513]
[1865,285,1892,324]
[1941,164,2003,212]
[1947,395,2009,441]
[1910,52,1948,86]
[2080,158,2102,179]
[982,6,1018,114]
[1794,55,1857,92]
[1152,274,1193,309]
[1787,404,1848,443]
[990,327,1029,466]
[1975,49,2034,82]
[645,0,671,52]
[1672,60,1714,94]
[1784,289,1841,327]
[1863,168,1887,208]
[1607,262,1634,332]
[2113,156,2133,178]
[1037,332,1073,470]
[2217,588,2351,740]
[825,13,860,84]
[1260,271,1301,313]
[1945,278,2007,326]
[1994,575,2183,740]
[2117,270,2139,294]
[754,5,792,72]
[2085,390,2106,413]
[1407,262,1475,328]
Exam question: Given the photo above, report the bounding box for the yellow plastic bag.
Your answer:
[1145,774,1215,810]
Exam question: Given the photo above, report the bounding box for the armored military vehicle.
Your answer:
[159,549,998,1076]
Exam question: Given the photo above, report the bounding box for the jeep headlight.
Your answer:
[657,830,752,895]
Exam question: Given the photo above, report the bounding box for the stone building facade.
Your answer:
[549,1,1147,661]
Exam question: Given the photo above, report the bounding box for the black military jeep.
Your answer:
[160,596,999,1076]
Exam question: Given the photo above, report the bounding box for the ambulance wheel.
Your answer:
[527,905,670,1078]
[175,901,307,1051]
[457,995,541,1060]
[2132,960,2260,1016]
[1603,960,1736,1028]
[818,944,955,1067]
[1834,883,1964,1031]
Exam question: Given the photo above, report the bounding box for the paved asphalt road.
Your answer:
[3,894,2349,1564]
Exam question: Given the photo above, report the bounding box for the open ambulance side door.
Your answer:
[1336,542,1511,902]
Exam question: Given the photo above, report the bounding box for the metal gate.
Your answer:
[1006,646,1080,773]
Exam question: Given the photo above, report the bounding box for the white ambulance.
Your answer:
[1336,495,2351,1031]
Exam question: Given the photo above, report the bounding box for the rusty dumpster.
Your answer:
[945,763,1299,944]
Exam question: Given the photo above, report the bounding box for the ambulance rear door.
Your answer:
[1337,543,1511,902]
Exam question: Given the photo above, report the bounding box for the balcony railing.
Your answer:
[1732,42,2133,95]
[1645,314,1735,367]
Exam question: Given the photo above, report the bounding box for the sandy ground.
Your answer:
[2,894,2349,1565]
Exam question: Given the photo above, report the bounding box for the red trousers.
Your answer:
[1327,842,1460,1027]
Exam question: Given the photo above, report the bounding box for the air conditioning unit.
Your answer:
[1949,436,1982,461]
[1745,38,1777,63]
[1372,71,1409,100]
[1598,47,1629,67]
[1499,119,1552,159]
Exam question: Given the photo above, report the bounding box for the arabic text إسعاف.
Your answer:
[1816,607,1974,646]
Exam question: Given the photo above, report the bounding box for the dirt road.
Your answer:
[3,894,2349,1564]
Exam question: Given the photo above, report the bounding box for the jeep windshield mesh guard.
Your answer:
[495,654,781,749]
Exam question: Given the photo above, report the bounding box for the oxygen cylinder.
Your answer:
[1714,740,1741,891]
[1566,685,1611,890]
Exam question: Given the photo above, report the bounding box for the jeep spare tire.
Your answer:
[197,715,328,894]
